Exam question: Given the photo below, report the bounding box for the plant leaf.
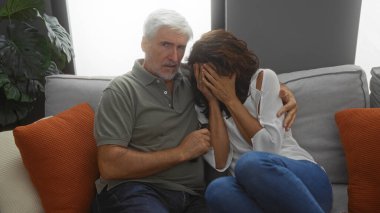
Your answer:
[0,97,32,126]
[1,60,34,127]
[0,72,10,88]
[45,61,62,76]
[0,66,37,127]
[15,79,42,101]
[3,81,22,100]
[0,22,51,79]
[0,72,35,102]
[0,0,43,17]
[37,11,75,63]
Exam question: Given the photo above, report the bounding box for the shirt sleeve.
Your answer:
[195,105,233,172]
[94,87,134,147]
[203,148,233,172]
[250,69,285,153]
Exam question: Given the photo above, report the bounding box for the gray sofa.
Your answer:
[0,64,377,213]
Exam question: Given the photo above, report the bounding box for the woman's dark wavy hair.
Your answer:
[187,29,260,118]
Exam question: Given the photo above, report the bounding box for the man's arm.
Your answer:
[97,128,210,180]
[277,83,297,131]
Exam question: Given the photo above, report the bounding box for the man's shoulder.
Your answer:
[103,73,140,97]
[179,64,192,79]
[108,72,134,86]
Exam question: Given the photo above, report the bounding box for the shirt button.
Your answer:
[169,104,172,107]
[156,79,160,83]
[164,91,168,95]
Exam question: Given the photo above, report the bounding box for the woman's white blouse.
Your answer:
[196,69,316,176]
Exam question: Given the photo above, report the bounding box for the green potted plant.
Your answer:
[0,0,74,127]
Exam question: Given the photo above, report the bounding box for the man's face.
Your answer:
[142,26,188,81]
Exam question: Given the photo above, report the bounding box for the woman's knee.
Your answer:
[234,152,286,187]
[235,152,267,175]
[205,176,235,203]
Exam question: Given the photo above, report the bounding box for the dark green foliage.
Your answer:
[0,0,74,126]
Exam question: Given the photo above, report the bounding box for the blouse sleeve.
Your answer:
[195,105,233,172]
[250,69,285,153]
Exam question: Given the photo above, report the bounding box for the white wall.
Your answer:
[355,1,380,83]
[66,0,211,76]
[67,0,379,83]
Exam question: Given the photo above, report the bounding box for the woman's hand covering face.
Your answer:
[194,63,217,102]
[200,63,237,105]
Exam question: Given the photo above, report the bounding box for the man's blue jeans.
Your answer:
[205,152,332,213]
[93,181,208,213]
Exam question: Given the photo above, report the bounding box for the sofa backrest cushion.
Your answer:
[45,75,113,116]
[278,64,370,184]
[45,65,370,185]
[370,67,380,107]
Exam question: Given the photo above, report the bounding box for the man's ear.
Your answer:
[141,36,148,52]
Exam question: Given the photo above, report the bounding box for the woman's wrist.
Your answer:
[224,97,240,109]
[208,99,219,106]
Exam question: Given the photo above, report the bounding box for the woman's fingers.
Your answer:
[193,63,200,83]
[202,64,219,82]
[201,71,217,92]
[194,63,205,91]
[201,64,220,90]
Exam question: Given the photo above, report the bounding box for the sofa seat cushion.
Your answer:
[13,103,99,212]
[335,108,380,213]
[331,184,348,213]
[0,130,44,213]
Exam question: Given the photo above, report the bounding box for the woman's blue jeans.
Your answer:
[205,152,332,213]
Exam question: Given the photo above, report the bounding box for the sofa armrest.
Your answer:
[0,131,44,212]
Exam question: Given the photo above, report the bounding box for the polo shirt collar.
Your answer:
[132,59,183,86]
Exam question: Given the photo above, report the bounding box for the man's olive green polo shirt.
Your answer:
[94,60,204,195]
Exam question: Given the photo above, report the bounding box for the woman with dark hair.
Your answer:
[188,29,332,213]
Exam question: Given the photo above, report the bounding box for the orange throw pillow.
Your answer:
[13,103,99,212]
[335,108,380,213]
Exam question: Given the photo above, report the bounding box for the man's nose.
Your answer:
[168,48,179,62]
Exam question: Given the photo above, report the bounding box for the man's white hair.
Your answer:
[143,9,193,40]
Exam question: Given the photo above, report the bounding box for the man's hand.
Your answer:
[277,84,297,131]
[178,128,211,161]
